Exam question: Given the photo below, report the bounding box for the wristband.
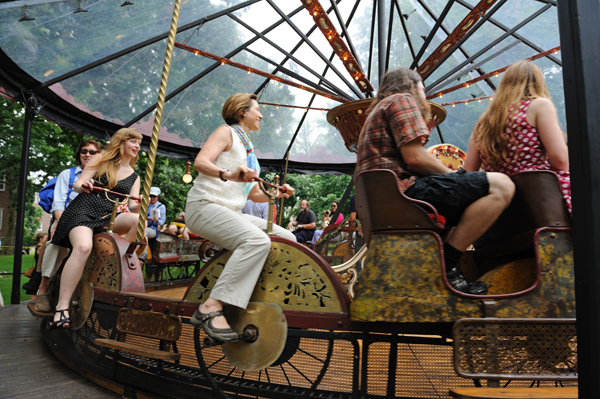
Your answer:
[219,169,228,182]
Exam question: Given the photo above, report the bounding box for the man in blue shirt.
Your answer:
[34,139,100,312]
[144,187,167,282]
[146,186,166,238]
[241,198,268,220]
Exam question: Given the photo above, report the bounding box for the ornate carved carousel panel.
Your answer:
[185,239,347,315]
[81,233,145,293]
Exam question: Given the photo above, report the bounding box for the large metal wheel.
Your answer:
[193,326,353,399]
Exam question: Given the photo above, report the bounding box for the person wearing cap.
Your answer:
[146,186,166,238]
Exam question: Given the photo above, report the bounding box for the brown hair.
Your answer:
[75,139,101,166]
[472,60,551,169]
[88,128,143,189]
[222,93,258,125]
[367,68,423,114]
[34,232,47,242]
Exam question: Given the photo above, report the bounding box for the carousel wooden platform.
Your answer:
[0,301,119,399]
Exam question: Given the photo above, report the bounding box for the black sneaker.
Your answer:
[447,268,488,295]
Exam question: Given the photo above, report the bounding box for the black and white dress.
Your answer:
[51,172,138,249]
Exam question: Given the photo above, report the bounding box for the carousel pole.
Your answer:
[11,96,38,304]
[136,0,183,242]
[557,0,600,395]
[377,0,387,79]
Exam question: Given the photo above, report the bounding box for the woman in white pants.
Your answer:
[186,93,296,342]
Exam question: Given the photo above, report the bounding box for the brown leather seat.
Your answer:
[474,170,571,250]
[355,169,445,246]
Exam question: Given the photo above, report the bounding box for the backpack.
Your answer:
[38,167,77,214]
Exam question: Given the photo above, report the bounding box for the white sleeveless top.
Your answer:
[187,125,247,212]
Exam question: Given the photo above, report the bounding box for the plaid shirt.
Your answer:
[355,93,430,191]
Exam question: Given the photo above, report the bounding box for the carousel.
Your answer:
[0,0,583,398]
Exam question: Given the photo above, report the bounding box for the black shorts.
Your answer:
[404,170,489,226]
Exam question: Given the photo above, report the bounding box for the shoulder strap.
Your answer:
[65,167,77,208]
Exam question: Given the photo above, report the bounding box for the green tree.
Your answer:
[0,98,87,254]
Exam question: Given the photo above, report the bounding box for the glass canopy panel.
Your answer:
[0,0,565,172]
[0,0,247,83]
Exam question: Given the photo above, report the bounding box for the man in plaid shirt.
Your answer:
[356,68,515,295]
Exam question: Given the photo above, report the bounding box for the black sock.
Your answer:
[443,242,464,271]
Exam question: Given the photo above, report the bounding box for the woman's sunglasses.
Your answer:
[80,149,99,155]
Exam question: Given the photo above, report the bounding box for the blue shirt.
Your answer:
[241,199,268,220]
[50,166,82,215]
[147,201,166,226]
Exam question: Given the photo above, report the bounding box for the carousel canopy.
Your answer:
[0,0,563,174]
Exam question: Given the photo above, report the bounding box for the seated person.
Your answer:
[146,186,166,238]
[167,212,190,240]
[464,60,571,213]
[312,200,344,246]
[49,128,142,328]
[241,198,268,220]
[288,200,317,244]
[355,68,515,295]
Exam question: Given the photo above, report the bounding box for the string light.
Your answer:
[248,70,251,74]
[465,83,469,88]
[221,61,225,65]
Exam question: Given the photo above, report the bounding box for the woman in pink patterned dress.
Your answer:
[464,60,571,213]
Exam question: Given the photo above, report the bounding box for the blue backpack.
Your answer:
[38,167,77,214]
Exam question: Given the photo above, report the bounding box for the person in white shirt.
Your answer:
[186,93,296,342]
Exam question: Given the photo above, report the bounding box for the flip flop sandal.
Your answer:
[190,307,239,342]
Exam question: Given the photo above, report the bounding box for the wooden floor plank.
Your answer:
[0,302,119,399]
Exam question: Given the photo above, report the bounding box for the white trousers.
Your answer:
[186,200,296,309]
[42,221,70,278]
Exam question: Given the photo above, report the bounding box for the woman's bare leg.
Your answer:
[112,213,140,242]
[54,226,93,323]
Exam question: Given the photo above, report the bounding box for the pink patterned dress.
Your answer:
[480,99,571,213]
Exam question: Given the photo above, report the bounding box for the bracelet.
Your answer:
[219,169,228,182]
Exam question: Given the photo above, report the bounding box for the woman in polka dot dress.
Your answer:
[49,128,143,329]
[465,60,571,214]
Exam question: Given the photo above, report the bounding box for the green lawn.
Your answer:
[0,254,36,305]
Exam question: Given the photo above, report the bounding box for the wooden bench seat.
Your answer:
[95,308,182,362]
[450,387,577,399]
[355,169,445,245]
[474,170,570,254]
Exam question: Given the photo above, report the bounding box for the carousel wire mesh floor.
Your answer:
[0,301,119,399]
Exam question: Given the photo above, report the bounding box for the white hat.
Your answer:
[150,187,161,196]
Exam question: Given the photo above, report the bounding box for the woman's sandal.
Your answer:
[48,309,71,330]
[190,307,239,342]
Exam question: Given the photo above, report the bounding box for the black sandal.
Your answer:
[49,309,71,330]
[190,306,239,342]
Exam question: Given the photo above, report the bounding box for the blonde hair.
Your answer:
[89,128,143,189]
[222,93,258,125]
[472,60,551,168]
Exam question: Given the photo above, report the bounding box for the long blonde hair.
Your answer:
[89,128,142,189]
[472,60,551,168]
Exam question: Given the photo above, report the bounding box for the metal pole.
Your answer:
[136,0,183,242]
[377,0,386,80]
[557,0,600,396]
[11,97,37,304]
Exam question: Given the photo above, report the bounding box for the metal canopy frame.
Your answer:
[0,0,566,175]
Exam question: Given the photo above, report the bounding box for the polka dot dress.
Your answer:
[480,99,571,213]
[51,172,138,249]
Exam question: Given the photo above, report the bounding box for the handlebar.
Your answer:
[90,185,140,202]
[252,177,287,193]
